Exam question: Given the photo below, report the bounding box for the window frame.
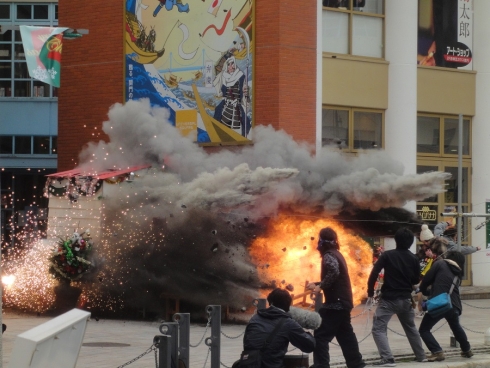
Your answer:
[0,2,58,99]
[417,114,472,158]
[321,106,385,152]
[322,0,385,58]
[0,135,57,156]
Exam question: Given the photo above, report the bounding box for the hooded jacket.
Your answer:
[419,258,463,314]
[243,306,315,368]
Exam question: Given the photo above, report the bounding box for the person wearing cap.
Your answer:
[434,221,480,255]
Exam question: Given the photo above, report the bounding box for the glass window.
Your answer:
[444,166,468,204]
[322,109,349,147]
[444,118,470,155]
[352,15,383,58]
[0,44,10,60]
[0,30,12,42]
[0,4,10,19]
[14,62,28,78]
[322,11,349,54]
[14,44,25,60]
[322,0,384,57]
[16,5,31,20]
[1,4,57,98]
[33,136,50,154]
[33,5,49,20]
[353,111,382,149]
[417,116,440,153]
[15,136,31,154]
[323,107,384,150]
[417,115,471,157]
[14,80,30,97]
[0,136,13,154]
[51,136,57,154]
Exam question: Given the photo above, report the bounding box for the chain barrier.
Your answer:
[461,324,485,334]
[116,344,158,368]
[190,315,212,348]
[203,347,211,368]
[462,300,490,309]
[221,329,245,339]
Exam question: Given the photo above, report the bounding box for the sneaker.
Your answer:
[413,358,428,362]
[415,311,425,318]
[461,350,474,358]
[371,359,396,367]
[427,351,445,362]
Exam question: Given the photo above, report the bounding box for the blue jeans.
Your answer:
[372,298,426,361]
[419,307,471,353]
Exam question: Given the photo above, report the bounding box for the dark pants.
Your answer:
[313,308,365,368]
[419,307,471,353]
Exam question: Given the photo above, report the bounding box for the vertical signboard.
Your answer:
[124,0,254,146]
[417,0,473,69]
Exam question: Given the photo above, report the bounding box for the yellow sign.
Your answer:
[417,206,437,221]
[176,109,197,140]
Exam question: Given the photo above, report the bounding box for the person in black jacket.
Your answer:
[418,251,473,361]
[367,228,427,366]
[243,288,315,368]
[307,227,365,368]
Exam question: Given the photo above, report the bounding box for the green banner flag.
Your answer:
[19,26,68,87]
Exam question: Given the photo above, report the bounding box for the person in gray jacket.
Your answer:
[243,288,316,368]
[433,221,480,255]
[418,251,473,361]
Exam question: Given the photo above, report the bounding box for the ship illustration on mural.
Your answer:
[164,73,181,88]
[125,12,166,64]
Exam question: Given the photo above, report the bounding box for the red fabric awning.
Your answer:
[46,164,152,179]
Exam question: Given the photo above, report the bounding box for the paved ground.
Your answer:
[2,295,490,367]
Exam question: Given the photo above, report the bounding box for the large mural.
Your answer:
[125,0,254,145]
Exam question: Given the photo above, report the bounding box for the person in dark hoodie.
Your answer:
[418,250,473,361]
[307,227,365,368]
[242,288,315,368]
[367,228,427,366]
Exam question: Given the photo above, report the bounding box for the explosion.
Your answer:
[249,215,372,306]
[1,100,451,315]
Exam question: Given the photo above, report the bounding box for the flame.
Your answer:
[249,215,373,306]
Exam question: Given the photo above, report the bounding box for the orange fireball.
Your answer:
[249,215,373,306]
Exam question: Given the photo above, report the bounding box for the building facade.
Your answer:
[0,1,59,247]
[5,0,489,286]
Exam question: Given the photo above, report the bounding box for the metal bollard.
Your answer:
[160,321,179,367]
[154,335,171,368]
[174,313,190,368]
[205,305,221,368]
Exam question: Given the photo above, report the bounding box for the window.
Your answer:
[0,135,57,155]
[322,107,383,150]
[0,4,10,20]
[417,115,471,156]
[0,2,58,98]
[322,0,384,58]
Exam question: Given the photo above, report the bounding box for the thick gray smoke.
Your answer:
[79,99,449,218]
[73,99,450,316]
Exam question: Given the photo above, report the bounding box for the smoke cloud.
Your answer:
[71,99,449,315]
